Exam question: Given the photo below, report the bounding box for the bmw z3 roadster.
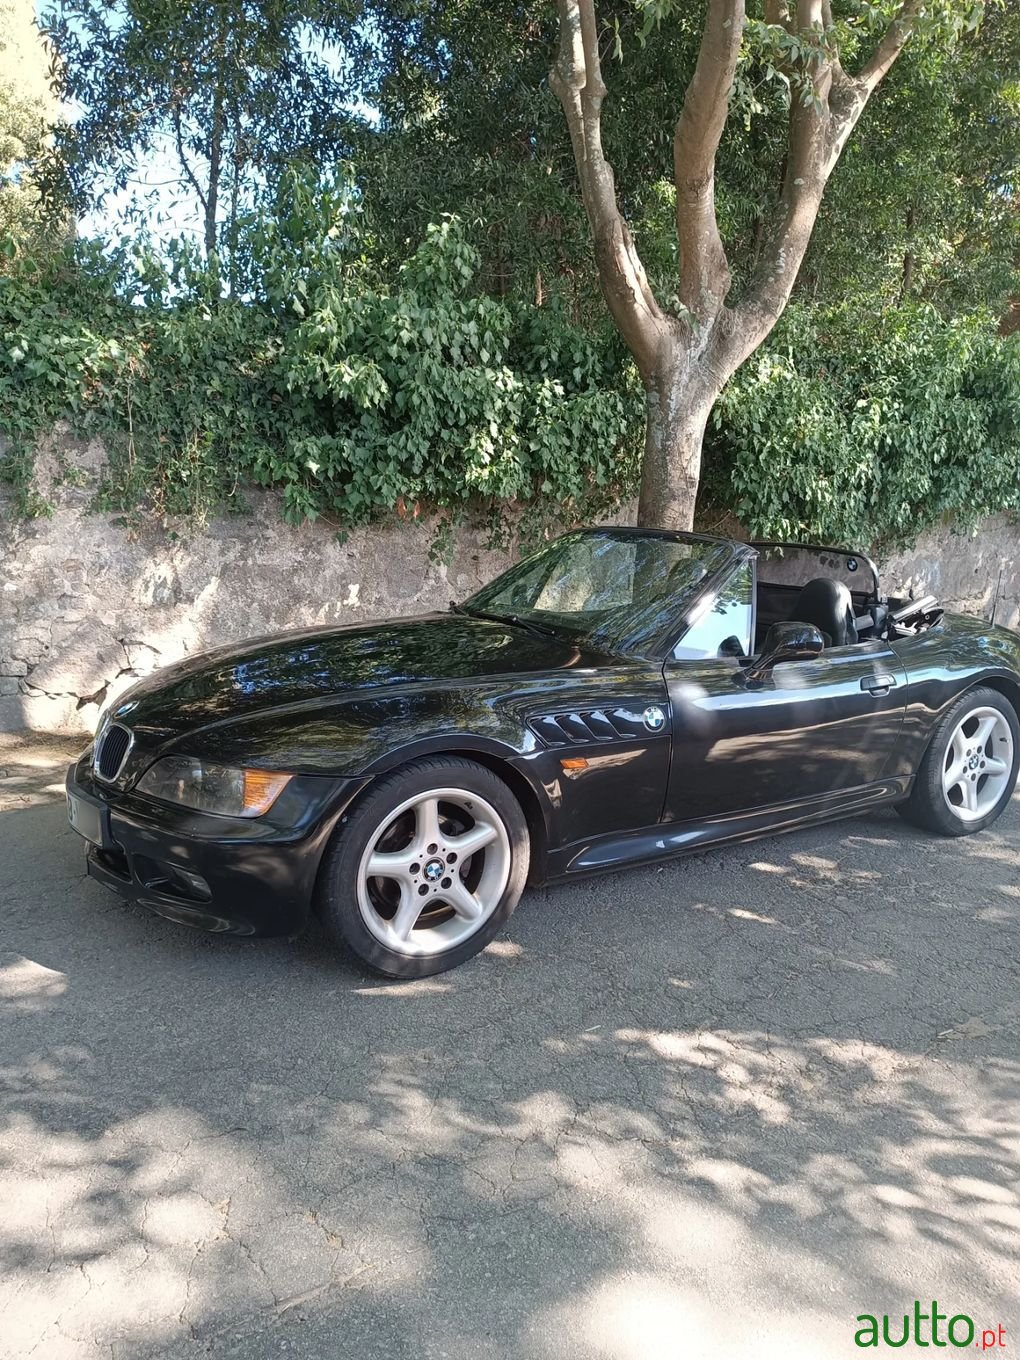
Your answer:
[67,528,1020,977]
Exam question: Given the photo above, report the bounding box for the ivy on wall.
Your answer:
[0,206,643,534]
[703,302,1020,549]
[0,180,1017,554]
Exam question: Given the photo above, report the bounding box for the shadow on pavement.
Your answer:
[1,743,1018,1358]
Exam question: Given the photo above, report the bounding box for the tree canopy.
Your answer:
[0,0,61,254]
[357,0,1018,322]
[41,0,368,285]
[0,0,1016,550]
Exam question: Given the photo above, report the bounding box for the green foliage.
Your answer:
[259,215,639,524]
[4,203,1018,557]
[39,0,368,281]
[0,197,642,528]
[356,0,1018,324]
[704,303,1020,548]
[0,0,64,259]
[9,0,1020,558]
[805,0,1020,314]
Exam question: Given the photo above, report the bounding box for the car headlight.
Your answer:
[135,757,292,818]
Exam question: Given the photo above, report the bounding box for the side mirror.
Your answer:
[744,621,825,683]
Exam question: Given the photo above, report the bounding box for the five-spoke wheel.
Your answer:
[318,756,529,977]
[357,788,511,956]
[898,686,1020,837]
[940,705,1014,823]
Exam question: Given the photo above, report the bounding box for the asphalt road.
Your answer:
[2,732,1018,1360]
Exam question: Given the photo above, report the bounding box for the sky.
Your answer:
[36,2,378,252]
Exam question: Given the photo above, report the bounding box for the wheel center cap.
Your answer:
[969,754,980,770]
[424,858,445,882]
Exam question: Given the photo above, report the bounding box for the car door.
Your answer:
[662,560,909,824]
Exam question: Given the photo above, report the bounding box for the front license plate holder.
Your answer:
[67,789,112,848]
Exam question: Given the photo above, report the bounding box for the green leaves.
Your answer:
[0,208,643,529]
[39,0,372,283]
[703,301,1020,548]
[253,209,641,524]
[5,202,1014,558]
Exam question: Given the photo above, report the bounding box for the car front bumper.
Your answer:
[66,755,369,936]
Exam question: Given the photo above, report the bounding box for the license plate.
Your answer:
[67,790,107,847]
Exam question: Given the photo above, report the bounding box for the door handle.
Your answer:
[861,673,897,695]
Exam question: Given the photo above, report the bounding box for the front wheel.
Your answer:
[317,756,530,977]
[897,686,1020,837]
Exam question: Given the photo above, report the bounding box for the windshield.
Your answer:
[462,530,732,654]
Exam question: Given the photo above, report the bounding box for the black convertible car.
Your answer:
[67,528,1020,976]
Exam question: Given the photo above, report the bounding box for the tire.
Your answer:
[317,756,530,978]
[896,685,1020,837]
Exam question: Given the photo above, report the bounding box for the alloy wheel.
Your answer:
[355,787,512,957]
[941,705,1014,823]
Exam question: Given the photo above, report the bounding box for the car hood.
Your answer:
[109,612,596,744]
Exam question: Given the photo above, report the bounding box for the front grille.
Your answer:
[95,723,132,781]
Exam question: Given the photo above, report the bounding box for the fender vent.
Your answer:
[528,706,668,748]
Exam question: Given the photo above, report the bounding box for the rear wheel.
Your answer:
[318,756,529,977]
[897,686,1019,837]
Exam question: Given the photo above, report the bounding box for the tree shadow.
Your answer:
[1,756,1018,1358]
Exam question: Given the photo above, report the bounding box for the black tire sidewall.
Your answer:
[905,686,1020,837]
[317,757,530,977]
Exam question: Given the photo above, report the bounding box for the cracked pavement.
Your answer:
[1,732,1018,1359]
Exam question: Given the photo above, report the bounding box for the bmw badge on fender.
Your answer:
[67,528,1020,978]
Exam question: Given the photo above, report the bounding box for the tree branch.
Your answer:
[172,104,208,216]
[764,0,793,32]
[731,0,920,362]
[674,0,745,321]
[856,0,923,94]
[206,83,224,262]
[820,0,848,87]
[550,0,666,375]
[729,0,826,337]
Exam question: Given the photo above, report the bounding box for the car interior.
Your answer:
[752,542,945,651]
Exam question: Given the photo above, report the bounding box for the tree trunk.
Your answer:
[553,0,924,537]
[636,356,717,531]
[205,86,224,263]
[204,7,229,267]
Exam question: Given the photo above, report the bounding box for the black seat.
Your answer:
[790,577,858,648]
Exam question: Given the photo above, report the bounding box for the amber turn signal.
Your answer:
[241,770,292,815]
[560,757,589,771]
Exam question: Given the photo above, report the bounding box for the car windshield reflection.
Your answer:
[461,529,731,654]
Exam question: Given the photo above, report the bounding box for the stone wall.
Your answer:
[0,432,530,733]
[2,430,1019,733]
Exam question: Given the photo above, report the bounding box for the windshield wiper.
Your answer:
[450,604,560,640]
